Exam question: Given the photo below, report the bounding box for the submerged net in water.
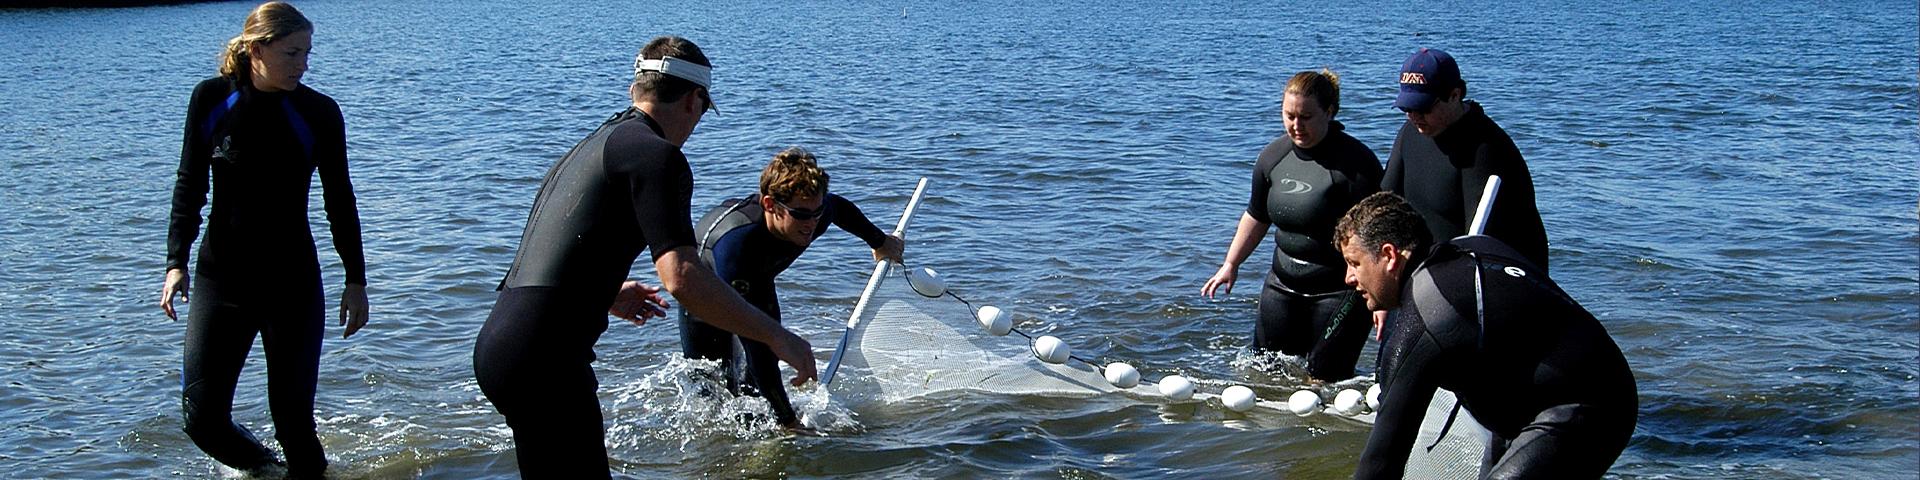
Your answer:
[819,262,1488,480]
[823,265,1143,404]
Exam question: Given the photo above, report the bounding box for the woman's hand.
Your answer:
[340,283,369,338]
[160,268,189,321]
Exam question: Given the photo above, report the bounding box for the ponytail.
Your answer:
[216,2,312,80]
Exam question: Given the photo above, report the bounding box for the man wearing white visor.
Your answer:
[474,36,817,478]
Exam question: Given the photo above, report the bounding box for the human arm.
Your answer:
[313,96,369,337]
[1379,121,1412,196]
[825,195,902,263]
[1353,325,1445,479]
[1462,139,1548,273]
[655,246,817,386]
[1202,212,1269,298]
[161,79,220,320]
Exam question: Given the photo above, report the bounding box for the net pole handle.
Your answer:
[1467,175,1502,236]
[821,177,928,386]
[844,177,927,329]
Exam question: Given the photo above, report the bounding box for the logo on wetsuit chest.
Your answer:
[1276,178,1313,195]
[1504,266,1526,278]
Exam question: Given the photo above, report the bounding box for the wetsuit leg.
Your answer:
[734,293,797,426]
[474,287,612,479]
[180,274,280,471]
[737,338,796,426]
[679,311,742,396]
[259,281,327,477]
[1483,404,1635,479]
[1253,280,1314,356]
[1302,290,1368,381]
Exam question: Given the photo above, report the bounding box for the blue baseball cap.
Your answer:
[1395,48,1461,111]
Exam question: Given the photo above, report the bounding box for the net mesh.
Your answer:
[826,265,1144,403]
[824,264,1485,479]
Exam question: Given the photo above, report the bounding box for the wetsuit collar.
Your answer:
[1431,101,1486,146]
[627,108,668,138]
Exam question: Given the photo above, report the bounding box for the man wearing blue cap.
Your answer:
[1382,48,1549,273]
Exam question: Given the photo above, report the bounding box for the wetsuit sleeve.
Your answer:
[626,149,698,262]
[1246,139,1287,224]
[1462,143,1549,273]
[1355,322,1447,480]
[1347,138,1384,200]
[312,95,367,286]
[1380,121,1413,196]
[826,194,889,248]
[166,79,219,273]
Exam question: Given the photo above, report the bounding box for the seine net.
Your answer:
[820,263,1487,479]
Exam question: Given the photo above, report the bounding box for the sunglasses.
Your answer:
[697,89,716,113]
[774,199,824,220]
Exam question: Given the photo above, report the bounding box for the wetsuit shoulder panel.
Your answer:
[1245,138,1293,224]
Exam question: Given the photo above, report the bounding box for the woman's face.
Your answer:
[248,29,311,92]
[1283,92,1331,149]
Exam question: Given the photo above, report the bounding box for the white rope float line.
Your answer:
[900,266,1382,417]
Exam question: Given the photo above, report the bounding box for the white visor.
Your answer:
[633,56,712,89]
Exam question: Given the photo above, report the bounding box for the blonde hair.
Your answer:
[218,2,312,81]
[759,147,829,203]
[1284,68,1342,116]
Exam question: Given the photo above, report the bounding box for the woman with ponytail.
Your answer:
[158,2,368,476]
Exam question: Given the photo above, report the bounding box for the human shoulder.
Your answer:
[602,118,686,173]
[191,76,232,98]
[291,85,341,111]
[1254,136,1294,172]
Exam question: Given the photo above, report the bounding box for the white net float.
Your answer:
[1221,385,1257,412]
[1158,375,1195,401]
[1103,362,1140,388]
[1287,390,1321,416]
[1032,335,1070,364]
[1333,389,1367,416]
[976,305,1012,336]
[1366,384,1382,411]
[905,266,947,298]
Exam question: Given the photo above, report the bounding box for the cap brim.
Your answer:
[1394,90,1436,111]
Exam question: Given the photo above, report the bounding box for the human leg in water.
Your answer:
[179,275,283,472]
[259,282,328,477]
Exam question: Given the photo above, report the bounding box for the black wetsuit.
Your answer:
[473,108,696,479]
[1356,236,1636,480]
[1245,121,1381,380]
[1382,101,1549,273]
[167,76,365,476]
[680,193,888,426]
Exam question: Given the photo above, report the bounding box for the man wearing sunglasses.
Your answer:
[473,37,816,478]
[680,146,904,428]
[1382,48,1549,274]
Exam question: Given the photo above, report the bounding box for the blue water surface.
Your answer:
[0,0,1913,478]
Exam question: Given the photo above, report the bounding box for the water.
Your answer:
[0,0,1913,478]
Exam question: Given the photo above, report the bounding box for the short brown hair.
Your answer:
[629,36,710,105]
[1284,68,1341,116]
[759,147,829,203]
[219,2,312,81]
[1334,192,1430,257]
